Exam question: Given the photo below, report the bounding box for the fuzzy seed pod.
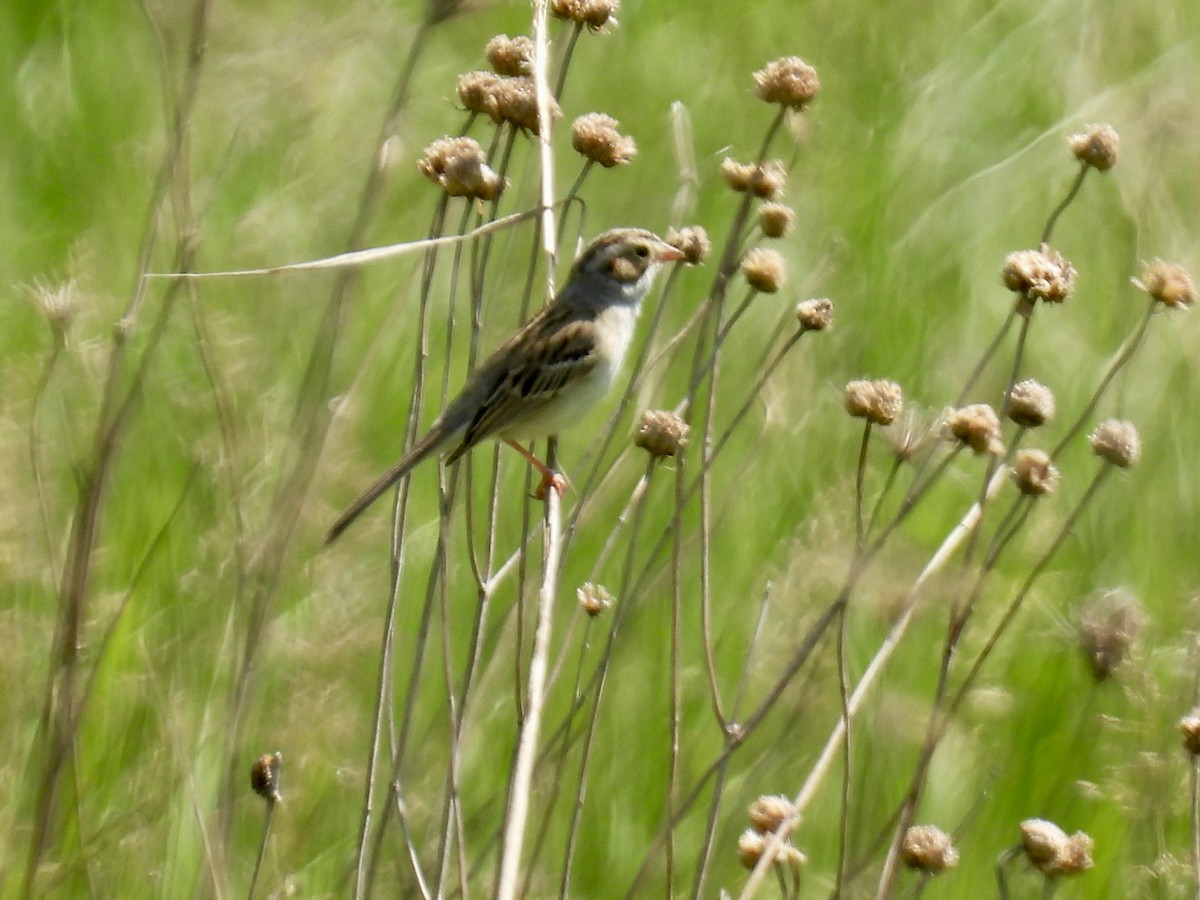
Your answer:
[900,825,959,873]
[492,76,560,133]
[457,70,505,120]
[665,226,711,265]
[752,56,821,109]
[251,752,282,802]
[1089,419,1141,468]
[1077,588,1144,681]
[795,298,833,332]
[1019,820,1094,877]
[1068,124,1119,172]
[571,112,637,167]
[1001,248,1077,304]
[1180,711,1200,755]
[844,380,903,426]
[635,410,689,459]
[417,136,504,200]
[1007,379,1055,428]
[741,248,786,293]
[1012,449,1059,496]
[551,0,619,30]
[485,34,534,76]
[736,829,806,869]
[747,795,795,834]
[946,404,1004,455]
[1135,259,1195,309]
[759,202,796,238]
[577,582,614,617]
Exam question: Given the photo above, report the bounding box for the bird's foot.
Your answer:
[533,470,569,501]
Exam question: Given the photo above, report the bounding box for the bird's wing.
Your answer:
[447,306,599,462]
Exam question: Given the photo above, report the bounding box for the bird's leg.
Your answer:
[503,439,569,500]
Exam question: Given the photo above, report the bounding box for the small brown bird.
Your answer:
[326,228,683,543]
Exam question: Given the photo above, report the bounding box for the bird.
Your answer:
[325,227,684,544]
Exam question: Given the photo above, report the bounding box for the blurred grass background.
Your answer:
[3,0,1200,896]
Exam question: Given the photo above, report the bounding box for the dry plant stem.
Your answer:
[353,207,445,899]
[955,306,1017,407]
[949,465,1112,719]
[855,421,872,548]
[689,587,775,900]
[496,487,563,900]
[666,448,688,890]
[865,458,903,537]
[22,0,209,882]
[553,22,585,99]
[833,601,853,900]
[1192,756,1200,900]
[29,335,66,567]
[1002,313,1033,415]
[1051,298,1156,458]
[248,798,277,900]
[1040,162,1089,245]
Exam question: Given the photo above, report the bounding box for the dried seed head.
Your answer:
[946,404,1004,455]
[571,112,637,168]
[753,56,821,109]
[250,752,282,802]
[492,76,560,133]
[741,248,785,293]
[551,0,619,30]
[1134,259,1195,309]
[457,70,505,120]
[758,202,795,238]
[888,408,929,462]
[417,136,505,200]
[1057,833,1095,876]
[1007,379,1055,428]
[748,795,795,833]
[1089,418,1141,468]
[635,410,689,459]
[485,34,534,76]
[577,582,614,617]
[736,829,806,869]
[665,226,711,265]
[1180,710,1200,755]
[900,825,959,873]
[1020,819,1068,868]
[844,379,903,426]
[28,279,78,334]
[1012,449,1059,496]
[1001,248,1077,304]
[1077,588,1144,681]
[795,298,833,332]
[720,158,786,200]
[1068,124,1119,172]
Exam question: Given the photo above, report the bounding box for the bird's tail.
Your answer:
[324,426,448,544]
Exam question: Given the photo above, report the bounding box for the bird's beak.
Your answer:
[654,243,686,263]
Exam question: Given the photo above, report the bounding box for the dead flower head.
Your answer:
[1134,259,1195,309]
[551,0,619,30]
[748,795,795,834]
[753,56,821,109]
[1089,419,1141,469]
[945,403,1003,455]
[1180,710,1200,755]
[1068,124,1119,172]
[250,752,282,802]
[571,112,637,168]
[844,379,903,426]
[795,298,833,332]
[1007,379,1055,428]
[417,136,504,200]
[1019,819,1094,877]
[666,226,711,265]
[577,582,614,617]
[1012,449,1059,496]
[635,410,689,459]
[900,825,959,873]
[485,34,534,76]
[759,202,796,238]
[720,158,787,200]
[1002,247,1077,304]
[1076,587,1144,681]
[737,829,807,870]
[741,247,786,293]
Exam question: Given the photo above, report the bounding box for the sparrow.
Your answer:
[325,227,684,543]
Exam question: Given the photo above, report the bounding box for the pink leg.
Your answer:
[504,440,569,499]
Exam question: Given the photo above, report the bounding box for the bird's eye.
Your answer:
[634,245,650,258]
